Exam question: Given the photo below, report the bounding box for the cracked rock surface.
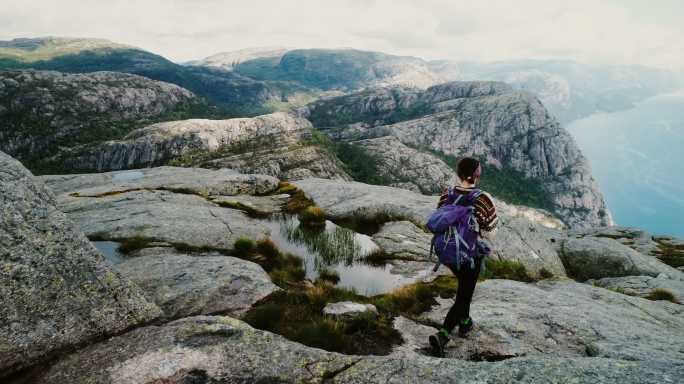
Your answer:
[0,151,161,376]
[20,315,684,384]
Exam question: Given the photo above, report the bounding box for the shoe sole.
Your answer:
[428,335,445,358]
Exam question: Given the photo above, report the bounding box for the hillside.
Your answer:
[0,70,207,173]
[0,37,310,115]
[227,48,442,90]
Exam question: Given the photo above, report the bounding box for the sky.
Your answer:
[0,0,682,70]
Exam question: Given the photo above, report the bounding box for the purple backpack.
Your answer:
[426,188,491,271]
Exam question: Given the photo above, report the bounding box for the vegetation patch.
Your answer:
[422,148,558,214]
[305,130,392,186]
[232,238,306,288]
[654,241,684,269]
[298,206,327,228]
[645,288,680,304]
[539,267,555,279]
[482,258,534,282]
[243,282,399,355]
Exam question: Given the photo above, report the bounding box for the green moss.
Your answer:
[285,190,315,213]
[482,258,534,282]
[645,288,680,304]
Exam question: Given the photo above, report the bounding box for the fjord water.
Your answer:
[567,91,684,238]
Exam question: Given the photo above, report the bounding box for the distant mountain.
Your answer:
[0,37,309,115]
[200,48,443,91]
[430,59,683,123]
[186,47,290,71]
[0,69,206,173]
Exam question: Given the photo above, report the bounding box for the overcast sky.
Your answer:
[1,0,682,70]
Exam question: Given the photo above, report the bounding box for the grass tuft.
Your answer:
[233,237,256,258]
[482,258,534,282]
[299,206,327,228]
[645,288,680,304]
[317,267,341,285]
[539,267,554,279]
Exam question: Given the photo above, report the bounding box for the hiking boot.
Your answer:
[458,317,474,338]
[429,330,450,358]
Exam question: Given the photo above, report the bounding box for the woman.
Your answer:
[429,157,498,357]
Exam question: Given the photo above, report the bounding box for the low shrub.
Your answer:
[482,258,534,282]
[645,288,680,304]
[299,206,327,228]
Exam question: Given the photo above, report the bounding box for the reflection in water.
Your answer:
[265,215,414,296]
[92,241,125,265]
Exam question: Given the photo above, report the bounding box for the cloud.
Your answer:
[0,0,682,70]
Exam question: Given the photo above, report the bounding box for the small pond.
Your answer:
[265,215,415,296]
[92,241,125,265]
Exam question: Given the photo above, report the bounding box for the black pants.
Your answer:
[442,260,481,333]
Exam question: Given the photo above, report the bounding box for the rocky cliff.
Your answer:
[0,149,680,382]
[0,70,199,172]
[302,81,612,229]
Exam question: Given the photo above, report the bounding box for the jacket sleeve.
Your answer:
[475,192,498,234]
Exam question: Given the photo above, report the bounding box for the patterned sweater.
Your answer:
[437,186,498,233]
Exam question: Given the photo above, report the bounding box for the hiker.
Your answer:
[427,157,498,358]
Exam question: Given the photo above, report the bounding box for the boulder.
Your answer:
[418,279,684,363]
[115,248,280,320]
[589,275,684,303]
[372,221,432,260]
[210,194,290,216]
[323,301,378,320]
[20,316,684,384]
[559,237,683,281]
[0,151,161,376]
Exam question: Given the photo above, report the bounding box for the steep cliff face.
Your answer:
[303,81,611,228]
[0,70,199,172]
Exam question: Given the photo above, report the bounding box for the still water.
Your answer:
[265,215,415,296]
[567,91,684,238]
[92,241,125,264]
